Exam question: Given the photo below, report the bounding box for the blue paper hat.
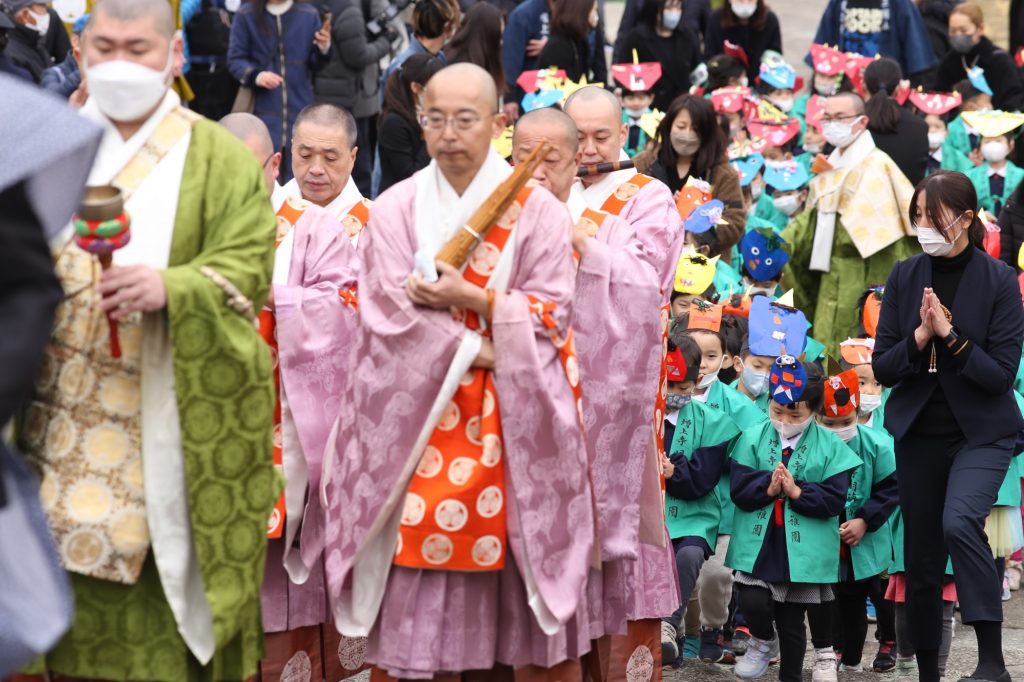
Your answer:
[741,228,790,281]
[763,161,810,192]
[748,295,807,358]
[967,65,994,96]
[522,89,565,112]
[683,198,725,234]
[759,61,797,90]
[731,153,765,187]
[769,354,808,405]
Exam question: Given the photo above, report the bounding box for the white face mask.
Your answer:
[982,140,1010,163]
[928,131,947,150]
[859,392,882,415]
[773,193,802,216]
[731,1,757,18]
[823,118,862,149]
[698,356,725,389]
[915,212,965,257]
[770,96,794,113]
[741,365,770,396]
[625,106,647,118]
[826,422,859,442]
[750,180,763,201]
[814,78,838,97]
[26,7,50,35]
[662,9,682,29]
[85,42,174,122]
[771,415,812,441]
[803,142,822,154]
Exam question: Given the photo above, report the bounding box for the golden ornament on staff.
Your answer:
[435,139,552,269]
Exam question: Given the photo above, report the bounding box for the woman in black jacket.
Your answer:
[873,171,1023,682]
[536,0,607,84]
[377,53,444,194]
[997,182,1024,271]
[703,0,782,83]
[864,58,930,187]
[932,3,1024,111]
[619,0,702,112]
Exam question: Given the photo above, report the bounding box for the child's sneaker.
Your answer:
[766,634,780,664]
[840,663,864,672]
[699,627,726,663]
[1008,560,1022,591]
[812,649,838,682]
[732,626,751,655]
[872,641,896,672]
[894,657,918,678]
[1002,572,1012,601]
[682,633,700,660]
[734,636,775,678]
[660,621,679,665]
[866,598,877,623]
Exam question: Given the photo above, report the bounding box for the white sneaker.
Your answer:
[894,657,918,678]
[839,663,863,672]
[766,633,780,663]
[734,636,774,678]
[661,621,679,664]
[812,650,839,682]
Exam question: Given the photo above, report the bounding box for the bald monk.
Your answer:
[565,86,684,293]
[320,63,595,679]
[220,113,369,681]
[276,103,372,240]
[512,108,676,679]
[16,0,277,679]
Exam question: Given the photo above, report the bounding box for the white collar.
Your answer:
[827,128,876,170]
[987,165,1006,178]
[666,408,680,426]
[573,149,635,210]
[567,189,589,224]
[281,176,363,220]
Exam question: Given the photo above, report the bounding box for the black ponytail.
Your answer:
[864,58,903,135]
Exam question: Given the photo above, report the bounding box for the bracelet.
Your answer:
[952,339,970,356]
[943,329,959,348]
[486,288,496,321]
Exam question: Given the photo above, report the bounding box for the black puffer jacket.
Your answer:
[998,196,1024,272]
[314,0,392,118]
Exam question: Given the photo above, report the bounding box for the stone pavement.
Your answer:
[664,589,1024,681]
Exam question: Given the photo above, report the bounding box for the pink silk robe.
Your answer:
[262,205,361,632]
[321,176,595,677]
[573,210,664,638]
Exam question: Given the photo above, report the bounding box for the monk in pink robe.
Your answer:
[565,86,685,296]
[222,111,369,680]
[320,64,594,680]
[511,108,674,679]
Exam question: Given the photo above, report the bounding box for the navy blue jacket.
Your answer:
[806,0,937,77]
[40,50,80,98]
[502,0,550,103]
[873,250,1024,447]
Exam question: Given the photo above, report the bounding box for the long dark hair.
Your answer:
[412,0,461,39]
[445,3,506,96]
[638,0,675,31]
[550,0,594,41]
[720,0,769,31]
[910,171,986,248]
[380,53,444,128]
[864,58,903,135]
[656,94,727,181]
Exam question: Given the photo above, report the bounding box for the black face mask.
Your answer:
[718,365,739,386]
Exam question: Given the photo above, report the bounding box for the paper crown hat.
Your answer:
[731,153,765,187]
[522,89,564,112]
[857,285,885,337]
[763,161,810,192]
[908,90,962,116]
[666,346,694,382]
[711,86,750,114]
[674,249,719,295]
[491,125,514,159]
[759,57,797,90]
[724,39,750,67]
[810,43,846,76]
[805,94,825,132]
[961,110,1024,139]
[747,118,801,147]
[844,52,876,96]
[515,68,567,93]
[685,199,728,234]
[769,354,808,405]
[748,295,807,358]
[611,61,663,92]
[741,227,789,282]
[676,177,712,220]
[688,298,724,333]
[728,137,769,160]
[824,357,860,417]
[840,337,875,365]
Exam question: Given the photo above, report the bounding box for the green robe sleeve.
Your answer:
[781,208,821,320]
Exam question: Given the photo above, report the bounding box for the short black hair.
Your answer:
[720,314,748,356]
[690,227,722,259]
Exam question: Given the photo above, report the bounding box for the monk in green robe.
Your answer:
[17,1,278,680]
[782,92,920,350]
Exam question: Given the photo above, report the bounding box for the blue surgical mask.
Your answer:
[741,365,770,397]
[666,392,692,410]
[662,9,682,29]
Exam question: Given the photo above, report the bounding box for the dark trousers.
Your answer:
[663,539,706,630]
[896,433,1013,650]
[807,577,895,666]
[353,115,376,197]
[737,584,810,682]
[186,64,238,122]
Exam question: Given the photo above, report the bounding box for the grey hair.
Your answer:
[293,103,358,150]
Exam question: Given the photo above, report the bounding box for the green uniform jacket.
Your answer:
[726,420,862,583]
[34,118,279,682]
[994,391,1024,506]
[702,380,769,535]
[845,426,897,579]
[754,190,789,232]
[665,400,741,544]
[714,259,744,298]
[966,161,1024,216]
[782,207,919,350]
[728,378,769,416]
[942,116,975,171]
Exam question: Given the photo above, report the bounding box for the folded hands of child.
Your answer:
[768,462,802,501]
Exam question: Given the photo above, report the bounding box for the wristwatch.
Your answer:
[943,329,960,348]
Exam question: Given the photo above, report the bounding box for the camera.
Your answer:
[366,0,414,38]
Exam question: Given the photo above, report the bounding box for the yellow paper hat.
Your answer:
[674,248,719,295]
[961,110,1024,139]
[491,125,514,159]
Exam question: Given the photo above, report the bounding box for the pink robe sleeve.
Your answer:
[573,212,662,563]
[623,179,686,295]
[274,207,361,572]
[491,188,596,626]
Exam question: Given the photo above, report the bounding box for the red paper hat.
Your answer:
[747,119,801,147]
[824,359,860,417]
[895,81,911,106]
[611,61,663,93]
[515,68,567,93]
[723,294,752,318]
[840,338,875,365]
[711,86,750,114]
[908,90,963,116]
[805,94,825,132]
[845,53,875,97]
[728,137,769,159]
[675,180,713,220]
[724,40,749,68]
[688,299,723,333]
[666,347,686,381]
[810,43,845,77]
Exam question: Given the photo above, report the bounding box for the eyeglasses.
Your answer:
[819,113,862,124]
[419,111,496,131]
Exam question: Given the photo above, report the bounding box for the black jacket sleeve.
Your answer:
[987,44,1024,111]
[790,471,851,519]
[333,6,391,70]
[537,33,581,79]
[955,263,1024,395]
[855,471,899,531]
[666,442,730,501]
[730,461,775,511]
[998,201,1022,271]
[378,115,423,192]
[872,260,925,387]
